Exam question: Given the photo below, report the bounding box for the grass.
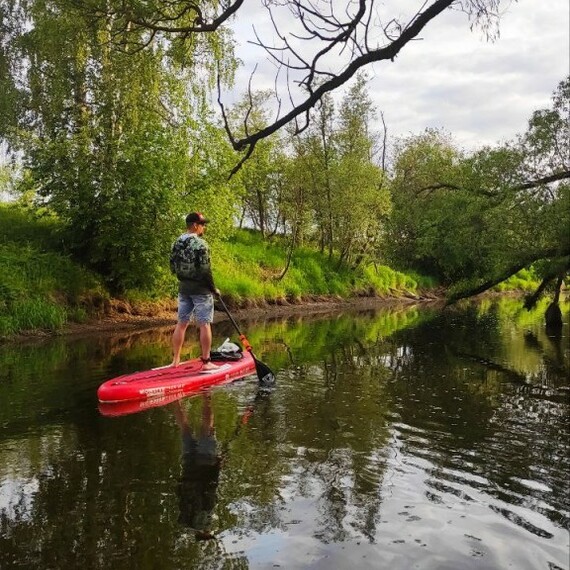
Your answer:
[494,268,540,293]
[0,204,434,337]
[213,231,432,304]
[0,204,106,337]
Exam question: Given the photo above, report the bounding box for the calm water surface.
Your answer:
[0,299,568,569]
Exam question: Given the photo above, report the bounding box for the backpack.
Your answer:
[170,234,207,280]
[211,339,243,361]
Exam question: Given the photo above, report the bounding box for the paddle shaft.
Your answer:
[217,297,252,351]
[216,296,275,384]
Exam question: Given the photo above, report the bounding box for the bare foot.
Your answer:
[201,361,218,371]
[170,359,180,367]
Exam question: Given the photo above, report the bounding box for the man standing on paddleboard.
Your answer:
[170,212,221,370]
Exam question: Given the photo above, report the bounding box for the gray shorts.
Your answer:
[178,293,214,324]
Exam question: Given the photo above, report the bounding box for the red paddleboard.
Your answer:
[97,351,256,403]
[99,390,191,417]
[98,382,234,417]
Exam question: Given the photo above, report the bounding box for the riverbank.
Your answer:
[8,291,445,342]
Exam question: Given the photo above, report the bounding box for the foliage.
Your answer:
[0,242,104,337]
[386,128,472,279]
[228,92,286,238]
[214,229,429,304]
[0,204,105,336]
[386,78,570,304]
[1,0,238,293]
[184,108,245,243]
[494,268,540,293]
[280,76,391,269]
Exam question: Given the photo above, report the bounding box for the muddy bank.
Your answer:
[10,292,445,342]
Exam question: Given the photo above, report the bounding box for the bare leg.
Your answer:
[199,323,217,370]
[200,393,214,436]
[171,321,189,366]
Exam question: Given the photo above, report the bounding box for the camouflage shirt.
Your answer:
[170,233,216,295]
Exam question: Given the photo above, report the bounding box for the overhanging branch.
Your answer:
[228,0,456,152]
[446,248,570,305]
[417,170,570,197]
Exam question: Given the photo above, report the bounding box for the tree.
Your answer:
[329,75,390,268]
[386,129,471,280]
[1,0,237,292]
[447,78,570,313]
[285,75,390,267]
[228,92,287,238]
[386,79,570,326]
[71,0,512,163]
[300,94,337,258]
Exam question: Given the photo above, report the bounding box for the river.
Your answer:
[0,298,568,569]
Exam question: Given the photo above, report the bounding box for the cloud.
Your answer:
[365,1,569,148]
[227,0,569,151]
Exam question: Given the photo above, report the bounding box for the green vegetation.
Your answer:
[215,230,433,304]
[0,199,545,338]
[0,204,435,337]
[0,1,567,337]
[0,205,106,337]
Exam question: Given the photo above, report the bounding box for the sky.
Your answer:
[227,0,569,152]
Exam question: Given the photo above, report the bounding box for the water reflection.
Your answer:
[0,298,568,569]
[174,394,221,539]
[173,387,269,541]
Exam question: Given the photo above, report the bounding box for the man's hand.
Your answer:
[213,288,221,298]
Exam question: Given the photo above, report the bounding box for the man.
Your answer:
[170,212,220,370]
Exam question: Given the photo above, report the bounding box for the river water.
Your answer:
[0,298,568,569]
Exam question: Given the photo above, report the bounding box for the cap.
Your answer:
[186,212,209,225]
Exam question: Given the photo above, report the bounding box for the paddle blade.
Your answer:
[253,356,275,385]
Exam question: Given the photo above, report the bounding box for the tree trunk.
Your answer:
[545,272,565,331]
[256,188,266,238]
[277,222,298,281]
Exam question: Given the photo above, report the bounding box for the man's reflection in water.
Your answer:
[172,393,221,540]
[172,388,268,540]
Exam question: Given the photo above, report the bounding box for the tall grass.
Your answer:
[0,298,68,337]
[494,268,540,293]
[214,230,432,303]
[0,204,105,337]
[0,243,104,336]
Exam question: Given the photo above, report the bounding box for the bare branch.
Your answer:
[229,0,456,151]
[217,72,237,148]
[229,142,257,178]
[129,0,245,33]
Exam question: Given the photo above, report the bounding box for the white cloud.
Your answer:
[226,0,569,151]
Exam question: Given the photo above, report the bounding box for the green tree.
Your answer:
[449,79,570,325]
[331,75,390,269]
[289,77,390,268]
[386,79,570,324]
[387,129,469,279]
[301,94,337,258]
[2,0,236,293]
[227,92,287,238]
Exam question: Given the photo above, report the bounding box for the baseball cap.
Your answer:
[186,212,209,225]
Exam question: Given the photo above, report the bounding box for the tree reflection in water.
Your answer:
[0,298,568,569]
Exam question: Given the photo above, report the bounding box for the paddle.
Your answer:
[216,296,276,385]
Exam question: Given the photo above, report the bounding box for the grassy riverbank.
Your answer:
[0,203,541,338]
